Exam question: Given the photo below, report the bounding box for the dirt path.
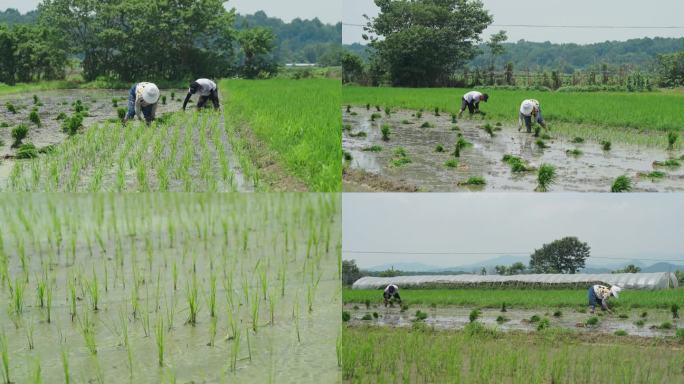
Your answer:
[343,107,684,192]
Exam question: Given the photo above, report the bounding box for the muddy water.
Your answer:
[343,107,684,192]
[0,195,340,383]
[345,304,680,338]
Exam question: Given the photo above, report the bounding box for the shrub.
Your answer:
[11,124,29,148]
[611,175,632,192]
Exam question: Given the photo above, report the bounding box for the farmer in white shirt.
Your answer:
[457,91,489,118]
[124,82,160,124]
[588,284,621,314]
[182,78,220,111]
[383,284,402,307]
[518,99,547,132]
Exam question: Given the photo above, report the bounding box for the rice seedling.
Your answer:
[484,124,495,137]
[451,113,457,123]
[614,329,628,336]
[469,309,480,323]
[78,310,97,355]
[652,159,681,167]
[0,332,7,384]
[530,314,541,323]
[536,318,550,331]
[566,148,583,157]
[12,277,25,315]
[117,107,127,122]
[5,102,16,114]
[230,329,241,373]
[361,313,372,320]
[535,139,549,149]
[375,105,381,112]
[611,175,632,192]
[535,163,557,192]
[61,347,70,384]
[641,311,648,318]
[434,107,440,116]
[533,126,541,137]
[601,140,612,150]
[420,122,432,128]
[370,113,381,121]
[638,170,666,180]
[553,310,562,317]
[11,124,28,148]
[667,131,678,149]
[381,124,391,141]
[401,119,410,124]
[618,314,629,319]
[453,137,471,157]
[365,103,370,110]
[585,316,599,326]
[361,145,383,152]
[389,147,411,167]
[348,131,367,138]
[25,317,34,350]
[415,310,428,321]
[671,303,679,318]
[676,329,684,340]
[45,281,52,323]
[62,113,83,136]
[496,316,509,323]
[186,274,199,326]
[444,159,458,168]
[658,321,673,330]
[571,137,585,144]
[416,110,422,119]
[502,154,533,172]
[435,144,444,152]
[155,316,165,366]
[458,176,486,186]
[500,302,507,312]
[635,319,645,327]
[29,109,41,127]
[88,267,99,311]
[384,106,390,116]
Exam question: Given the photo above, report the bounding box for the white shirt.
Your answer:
[520,99,540,116]
[464,91,484,103]
[384,284,399,294]
[193,78,217,97]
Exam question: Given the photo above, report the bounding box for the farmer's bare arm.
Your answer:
[182,92,192,111]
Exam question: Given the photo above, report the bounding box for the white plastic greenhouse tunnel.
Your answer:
[352,272,679,290]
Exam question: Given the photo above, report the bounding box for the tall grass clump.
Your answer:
[611,175,632,192]
[535,163,557,192]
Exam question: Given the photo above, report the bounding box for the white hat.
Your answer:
[142,84,160,104]
[520,100,534,115]
[610,286,622,298]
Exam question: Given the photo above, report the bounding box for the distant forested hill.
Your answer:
[235,11,342,65]
[345,37,684,72]
[0,8,38,25]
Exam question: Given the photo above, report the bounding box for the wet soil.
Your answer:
[343,107,684,192]
[345,304,681,339]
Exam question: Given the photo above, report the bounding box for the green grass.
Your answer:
[342,86,684,132]
[343,288,684,309]
[222,78,340,191]
[342,326,684,383]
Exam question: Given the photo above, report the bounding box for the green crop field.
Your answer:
[342,325,684,383]
[344,288,684,310]
[0,193,341,383]
[342,86,684,147]
[223,78,341,192]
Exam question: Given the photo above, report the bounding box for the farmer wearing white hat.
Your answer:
[518,99,546,133]
[124,82,160,124]
[383,284,402,307]
[182,78,220,111]
[588,284,622,314]
[457,90,489,118]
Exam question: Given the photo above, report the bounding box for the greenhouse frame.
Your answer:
[352,272,679,290]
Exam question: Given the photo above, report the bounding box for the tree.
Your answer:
[364,0,492,86]
[342,260,362,286]
[509,262,526,275]
[480,267,487,276]
[529,237,590,274]
[656,51,684,87]
[238,27,277,78]
[486,30,507,84]
[504,62,514,85]
[342,52,364,83]
[613,264,641,274]
[0,26,16,85]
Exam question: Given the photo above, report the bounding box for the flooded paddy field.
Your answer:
[0,90,252,192]
[342,106,684,192]
[0,194,341,383]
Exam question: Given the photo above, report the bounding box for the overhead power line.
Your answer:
[343,250,684,262]
[342,22,684,29]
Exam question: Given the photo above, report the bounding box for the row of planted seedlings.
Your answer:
[0,193,340,383]
[3,110,237,192]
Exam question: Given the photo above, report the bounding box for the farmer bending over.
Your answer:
[588,284,621,314]
[383,284,402,307]
[124,82,160,125]
[182,78,220,111]
[457,91,489,118]
[518,99,547,132]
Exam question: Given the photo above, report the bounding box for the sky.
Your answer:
[343,194,684,269]
[343,0,684,45]
[0,0,341,25]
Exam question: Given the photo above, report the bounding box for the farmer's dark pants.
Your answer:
[460,98,479,114]
[520,109,545,132]
[126,84,155,121]
[198,88,220,109]
[588,287,597,310]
